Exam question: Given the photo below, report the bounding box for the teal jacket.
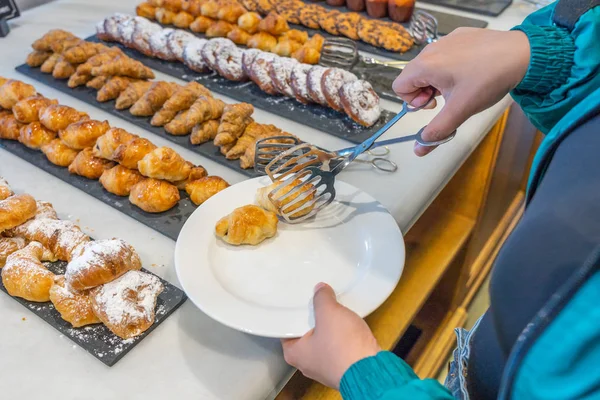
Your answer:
[340,3,600,399]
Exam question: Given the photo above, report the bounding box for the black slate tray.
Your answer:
[0,138,196,241]
[0,259,186,367]
[85,35,396,144]
[418,0,512,17]
[16,64,260,180]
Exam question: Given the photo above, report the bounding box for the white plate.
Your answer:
[175,176,405,338]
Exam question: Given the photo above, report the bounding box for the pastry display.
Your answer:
[0,194,37,233]
[185,176,230,205]
[1,242,54,302]
[49,276,102,328]
[215,204,278,245]
[129,178,181,212]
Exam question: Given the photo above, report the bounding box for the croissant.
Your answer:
[214,103,254,146]
[33,200,59,220]
[32,29,77,52]
[164,96,225,136]
[76,48,123,76]
[201,0,220,18]
[174,11,195,28]
[26,50,52,67]
[41,139,80,166]
[129,178,181,213]
[186,176,230,206]
[97,77,135,102]
[115,81,153,110]
[12,96,58,123]
[206,21,235,38]
[39,105,89,132]
[90,270,164,339]
[219,143,234,156]
[258,12,290,36]
[49,275,101,328]
[0,194,37,233]
[237,12,262,34]
[0,80,37,109]
[215,204,278,246]
[59,119,111,150]
[0,77,7,86]
[227,27,251,45]
[247,32,278,52]
[155,7,177,24]
[138,147,192,182]
[225,121,267,160]
[52,57,77,80]
[67,72,92,88]
[40,53,60,74]
[49,36,81,54]
[0,177,12,200]
[190,16,215,33]
[136,2,158,19]
[190,119,220,145]
[1,242,54,302]
[111,137,158,170]
[86,75,109,90]
[63,41,107,64]
[0,237,26,268]
[65,239,142,291]
[93,128,138,160]
[68,148,116,179]
[130,82,180,117]
[19,122,57,150]
[90,56,155,80]
[174,165,208,190]
[256,177,315,218]
[150,82,211,126]
[0,113,25,141]
[100,165,145,196]
[240,128,289,169]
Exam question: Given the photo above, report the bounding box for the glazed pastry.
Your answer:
[166,30,198,62]
[256,0,276,14]
[182,0,203,16]
[290,63,313,104]
[129,178,181,213]
[319,10,341,35]
[247,32,277,52]
[0,80,37,109]
[298,4,322,29]
[151,82,211,126]
[190,119,220,145]
[0,194,37,233]
[149,28,176,60]
[59,119,111,150]
[281,29,308,44]
[173,11,195,28]
[115,81,153,110]
[155,7,177,24]
[49,275,101,328]
[182,38,210,73]
[275,0,303,25]
[0,177,12,200]
[200,0,220,18]
[86,76,109,90]
[33,200,58,220]
[272,37,303,58]
[90,56,155,80]
[136,2,158,19]
[258,11,289,36]
[12,96,58,123]
[268,57,298,97]
[173,165,208,190]
[340,80,381,127]
[255,178,315,218]
[292,46,321,65]
[39,105,89,132]
[164,96,225,136]
[26,50,52,67]
[75,48,123,76]
[99,165,145,196]
[306,66,329,106]
[93,128,138,160]
[200,38,236,70]
[215,46,246,81]
[90,270,163,339]
[206,21,235,38]
[130,82,180,116]
[32,29,77,52]
[215,204,278,246]
[241,48,262,78]
[186,176,230,205]
[336,12,361,40]
[1,242,54,302]
[97,77,135,103]
[0,113,25,141]
[19,122,57,150]
[214,103,254,146]
[0,237,26,268]
[237,12,262,34]
[65,238,142,291]
[249,52,279,95]
[41,139,80,167]
[111,137,158,170]
[51,57,77,80]
[63,42,106,64]
[137,147,192,182]
[68,148,116,179]
[190,16,216,33]
[218,2,246,23]
[321,68,358,112]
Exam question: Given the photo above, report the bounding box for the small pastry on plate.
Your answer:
[1,242,54,302]
[49,275,101,328]
[19,122,57,150]
[255,178,315,218]
[68,148,116,179]
[185,176,230,206]
[99,165,145,196]
[215,204,278,246]
[129,178,180,213]
[59,119,111,150]
[41,139,80,167]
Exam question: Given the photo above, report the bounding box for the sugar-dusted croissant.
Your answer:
[164,96,225,136]
[26,50,52,67]
[0,194,37,233]
[86,75,109,90]
[32,200,58,220]
[19,122,57,150]
[130,81,180,117]
[206,20,235,38]
[68,148,115,179]
[150,82,211,126]
[97,76,135,103]
[258,11,290,36]
[75,48,123,76]
[99,165,145,196]
[51,57,77,80]
[247,32,278,52]
[111,137,158,170]
[39,105,89,132]
[115,81,153,110]
[0,113,25,141]
[65,239,142,291]
[190,119,220,145]
[174,11,195,28]
[136,2,157,19]
[138,147,192,182]
[93,128,138,160]
[238,12,262,34]
[32,29,77,52]
[214,103,254,146]
[129,178,181,213]
[59,119,110,150]
[186,176,230,206]
[49,275,101,328]
[0,80,37,109]
[90,270,163,339]
[12,96,58,123]
[0,237,26,268]
[1,242,54,302]
[63,41,107,64]
[0,177,12,201]
[40,53,60,74]
[41,139,80,167]
[215,204,278,246]
[91,56,155,80]
[190,16,215,33]
[174,165,208,190]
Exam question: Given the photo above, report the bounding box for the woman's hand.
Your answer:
[394,28,531,156]
[281,283,380,389]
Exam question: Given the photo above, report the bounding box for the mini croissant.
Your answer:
[90,56,155,80]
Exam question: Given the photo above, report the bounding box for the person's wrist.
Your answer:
[333,344,380,389]
[505,30,531,89]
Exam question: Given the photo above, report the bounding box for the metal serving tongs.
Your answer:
[262,92,456,223]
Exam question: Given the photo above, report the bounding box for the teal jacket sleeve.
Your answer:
[339,352,454,400]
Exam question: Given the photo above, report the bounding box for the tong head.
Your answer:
[254,135,302,175]
[264,142,329,182]
[410,10,438,44]
[269,166,336,224]
[320,37,359,70]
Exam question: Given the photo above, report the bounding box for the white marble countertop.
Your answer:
[0,1,538,399]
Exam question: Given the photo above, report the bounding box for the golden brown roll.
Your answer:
[129,178,181,213]
[185,176,230,205]
[39,105,89,132]
[99,165,145,196]
[58,120,111,150]
[19,122,57,150]
[137,147,192,182]
[0,80,37,109]
[12,96,58,124]
[41,139,80,167]
[1,242,54,302]
[68,148,116,179]
[215,204,278,246]
[0,193,37,233]
[49,275,102,328]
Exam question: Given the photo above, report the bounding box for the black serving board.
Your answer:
[418,0,512,17]
[16,64,259,180]
[0,259,186,367]
[84,35,396,144]
[0,137,196,241]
